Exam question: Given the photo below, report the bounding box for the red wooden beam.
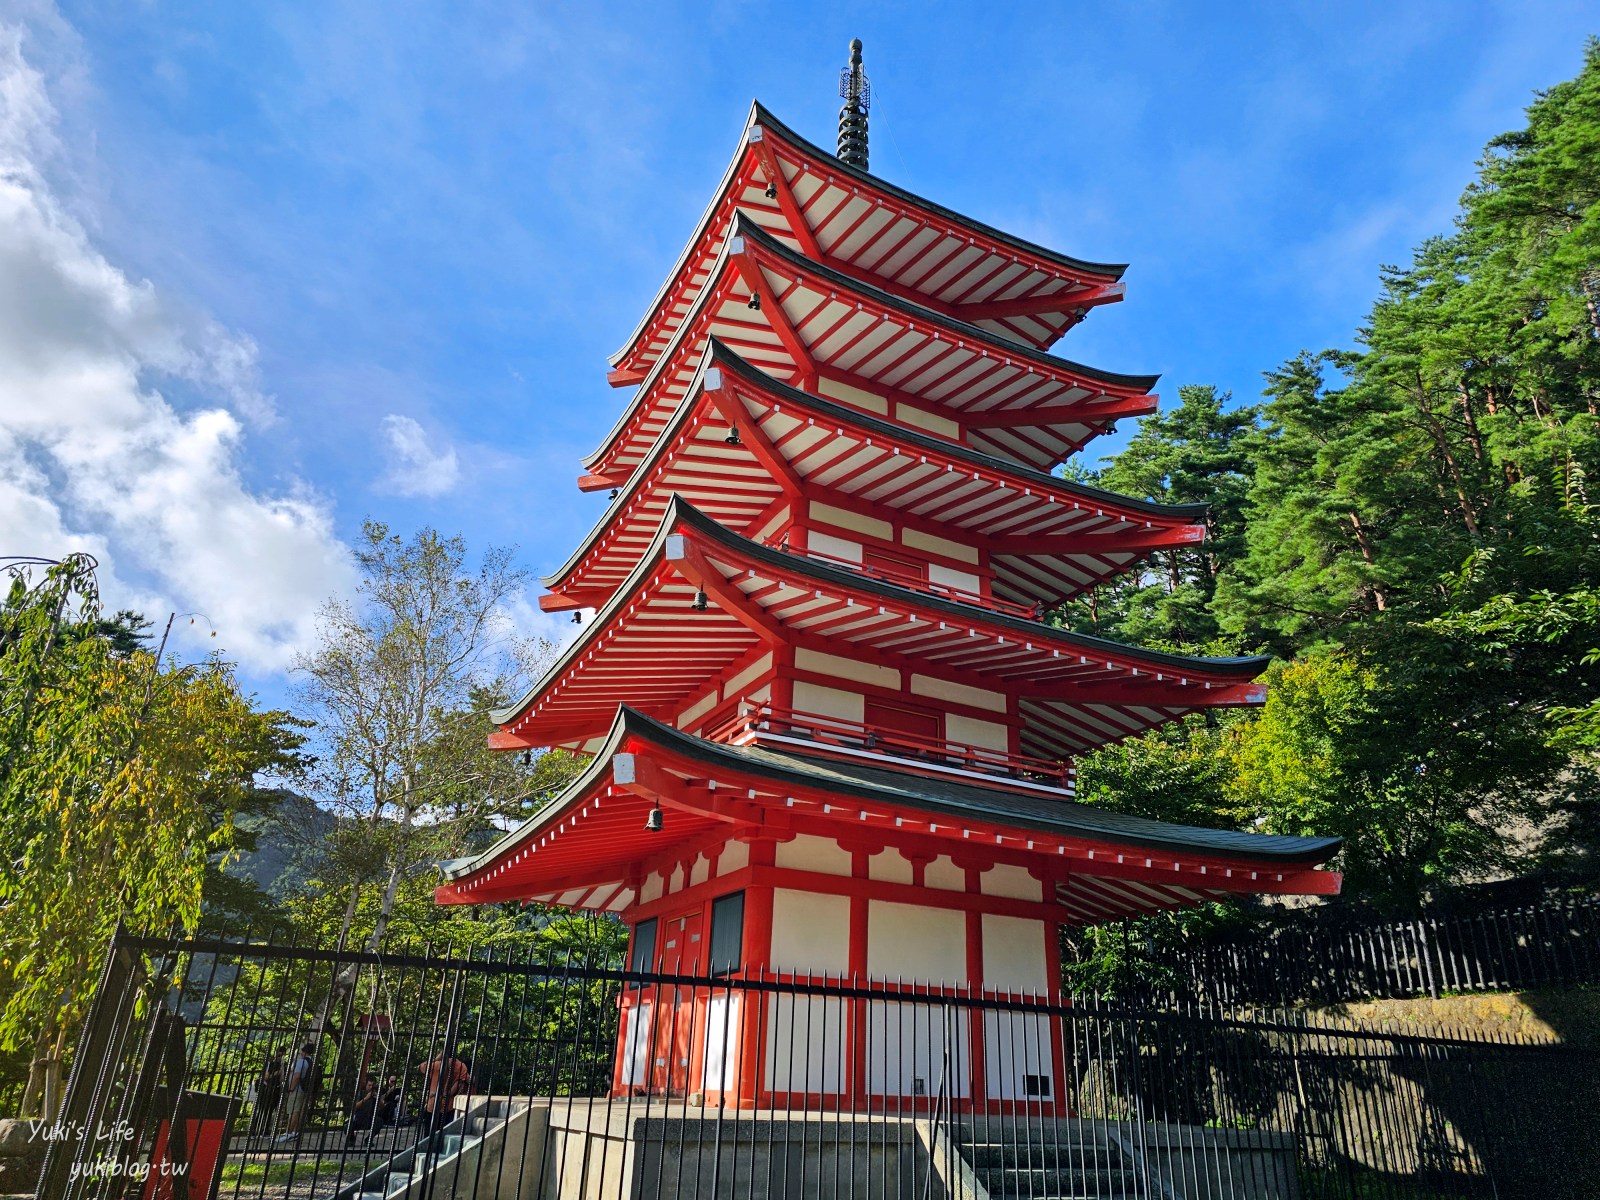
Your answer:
[748,133,823,260]
[952,282,1125,322]
[958,394,1159,428]
[989,524,1206,555]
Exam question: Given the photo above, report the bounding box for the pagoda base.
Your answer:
[537,1100,1300,1200]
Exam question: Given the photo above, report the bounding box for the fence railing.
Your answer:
[34,929,1600,1200]
[1107,896,1600,1008]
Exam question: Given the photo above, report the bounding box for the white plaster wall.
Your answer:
[867,850,913,885]
[771,889,851,976]
[793,681,864,723]
[866,1002,970,1099]
[817,376,889,415]
[981,864,1043,901]
[774,834,852,877]
[699,995,741,1093]
[947,713,1010,753]
[689,854,711,888]
[901,527,979,565]
[924,856,967,892]
[810,500,892,541]
[765,994,848,1092]
[983,1011,1055,1102]
[895,404,960,439]
[718,841,750,876]
[751,505,793,543]
[867,902,965,982]
[747,683,771,704]
[619,1002,653,1086]
[724,653,774,697]
[641,873,664,903]
[795,647,898,690]
[981,914,1048,992]
[808,531,863,563]
[676,690,718,730]
[909,674,1007,713]
[928,563,983,594]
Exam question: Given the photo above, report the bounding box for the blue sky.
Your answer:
[2,1,1594,707]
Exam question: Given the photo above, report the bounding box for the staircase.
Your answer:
[338,1097,535,1200]
[953,1124,1150,1199]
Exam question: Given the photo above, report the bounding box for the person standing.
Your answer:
[276,1042,317,1144]
[416,1050,470,1138]
[250,1050,284,1138]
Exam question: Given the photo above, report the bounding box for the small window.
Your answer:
[1023,1074,1052,1098]
[628,918,658,988]
[707,892,745,977]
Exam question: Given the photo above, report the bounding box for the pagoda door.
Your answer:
[653,910,705,1094]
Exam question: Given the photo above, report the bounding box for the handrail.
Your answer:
[705,702,1074,788]
[766,540,1042,620]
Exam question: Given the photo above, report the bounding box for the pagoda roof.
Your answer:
[610,103,1128,381]
[438,706,1340,920]
[496,497,1266,761]
[545,341,1205,612]
[585,215,1158,485]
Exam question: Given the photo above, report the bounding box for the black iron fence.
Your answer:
[1105,896,1600,1008]
[32,929,1600,1200]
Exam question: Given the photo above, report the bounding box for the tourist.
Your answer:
[250,1049,284,1138]
[416,1050,471,1137]
[276,1042,317,1144]
[377,1075,404,1128]
[345,1078,379,1148]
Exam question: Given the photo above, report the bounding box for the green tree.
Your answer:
[0,556,301,1116]
[1065,386,1257,648]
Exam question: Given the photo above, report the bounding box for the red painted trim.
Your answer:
[965,873,987,1105]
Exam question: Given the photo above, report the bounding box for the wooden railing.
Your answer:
[767,540,1041,620]
[705,702,1075,790]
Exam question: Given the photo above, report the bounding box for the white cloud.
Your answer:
[377,413,459,497]
[0,23,353,671]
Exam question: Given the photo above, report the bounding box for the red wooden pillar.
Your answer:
[735,836,776,1107]
[1043,913,1068,1117]
[848,848,871,1106]
[963,865,988,1109]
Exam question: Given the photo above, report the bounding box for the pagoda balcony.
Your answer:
[705,702,1076,796]
[768,540,1042,621]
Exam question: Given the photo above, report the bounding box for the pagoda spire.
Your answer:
[837,38,870,169]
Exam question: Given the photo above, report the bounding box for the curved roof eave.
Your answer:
[441,713,630,879]
[672,497,1267,679]
[608,101,1131,369]
[732,214,1158,392]
[583,216,1157,475]
[545,341,1204,594]
[500,495,1266,730]
[451,704,1339,884]
[748,102,1128,283]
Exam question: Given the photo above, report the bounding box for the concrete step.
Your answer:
[966,1171,1145,1196]
[960,1141,1126,1168]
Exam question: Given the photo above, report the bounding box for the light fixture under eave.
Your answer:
[765,181,778,200]
[645,805,664,832]
[691,590,709,612]
[746,293,761,310]
[724,427,742,446]
[571,612,582,625]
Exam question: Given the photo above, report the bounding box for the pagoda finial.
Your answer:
[837,38,870,171]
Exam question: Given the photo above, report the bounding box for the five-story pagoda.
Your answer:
[436,43,1340,1113]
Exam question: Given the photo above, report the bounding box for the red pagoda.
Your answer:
[437,44,1340,1114]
